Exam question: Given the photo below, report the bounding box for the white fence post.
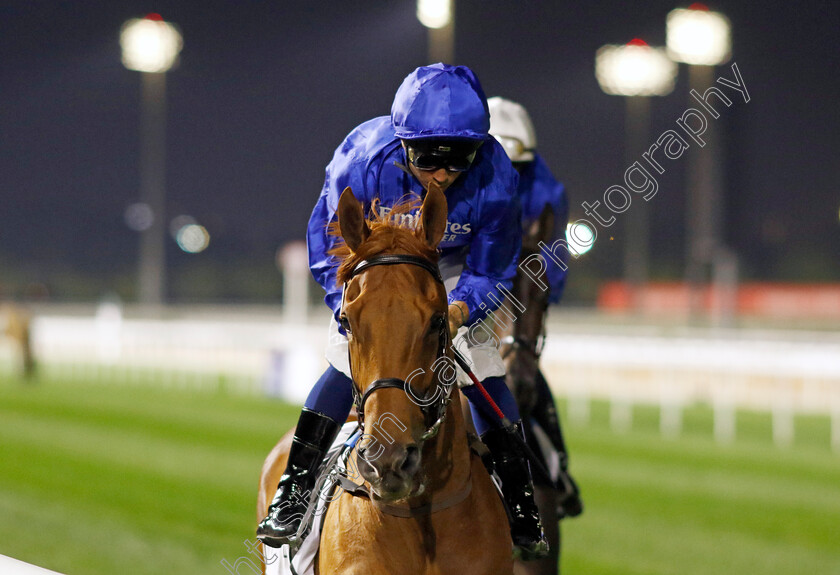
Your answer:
[567,363,590,426]
[610,380,632,433]
[831,391,840,454]
[713,376,735,444]
[772,379,794,447]
[659,374,683,439]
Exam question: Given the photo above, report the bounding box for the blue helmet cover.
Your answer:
[391,63,490,141]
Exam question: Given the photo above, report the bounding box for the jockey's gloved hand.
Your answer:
[447,301,469,339]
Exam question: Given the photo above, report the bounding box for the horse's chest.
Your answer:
[317,484,512,575]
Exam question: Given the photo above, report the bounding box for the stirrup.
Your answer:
[257,482,312,548]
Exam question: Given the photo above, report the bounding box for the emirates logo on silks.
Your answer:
[377,205,472,242]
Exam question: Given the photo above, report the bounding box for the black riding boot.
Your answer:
[257,408,341,548]
[481,424,549,560]
[533,370,583,518]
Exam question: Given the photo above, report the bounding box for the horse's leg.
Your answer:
[513,485,560,575]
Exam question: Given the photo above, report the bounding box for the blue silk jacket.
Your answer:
[306,116,522,325]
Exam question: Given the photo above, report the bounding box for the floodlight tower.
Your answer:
[417,0,454,63]
[120,14,182,305]
[595,39,677,310]
[667,4,732,317]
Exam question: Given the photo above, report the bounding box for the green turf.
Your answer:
[0,375,299,574]
[560,401,840,575]
[1,375,839,574]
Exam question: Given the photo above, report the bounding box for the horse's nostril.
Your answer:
[400,445,421,475]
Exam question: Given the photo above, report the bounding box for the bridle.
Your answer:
[502,243,549,360]
[340,254,453,442]
[501,334,546,360]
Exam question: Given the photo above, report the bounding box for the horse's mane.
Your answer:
[329,195,439,284]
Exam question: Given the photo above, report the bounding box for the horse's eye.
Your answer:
[430,314,445,332]
[339,315,352,333]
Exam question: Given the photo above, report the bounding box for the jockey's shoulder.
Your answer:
[520,153,566,201]
[333,117,401,167]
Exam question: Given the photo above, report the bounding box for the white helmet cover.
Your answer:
[487,96,537,162]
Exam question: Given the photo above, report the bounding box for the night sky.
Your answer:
[1,1,838,302]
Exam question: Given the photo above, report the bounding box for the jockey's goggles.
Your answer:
[405,139,482,172]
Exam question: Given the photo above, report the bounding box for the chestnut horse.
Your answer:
[258,186,512,575]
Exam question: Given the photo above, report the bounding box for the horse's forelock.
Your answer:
[329,196,439,285]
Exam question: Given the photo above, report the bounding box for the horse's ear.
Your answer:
[528,203,555,246]
[420,182,448,249]
[337,187,370,252]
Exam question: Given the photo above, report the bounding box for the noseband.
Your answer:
[341,254,452,441]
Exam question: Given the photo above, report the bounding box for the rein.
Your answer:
[503,245,549,360]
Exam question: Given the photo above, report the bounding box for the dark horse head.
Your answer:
[503,204,555,418]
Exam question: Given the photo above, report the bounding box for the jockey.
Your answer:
[258,64,549,559]
[487,96,583,518]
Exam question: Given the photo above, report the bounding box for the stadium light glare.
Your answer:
[567,222,595,256]
[596,39,677,97]
[176,224,210,253]
[417,0,451,29]
[120,14,183,73]
[666,6,731,66]
[124,202,154,231]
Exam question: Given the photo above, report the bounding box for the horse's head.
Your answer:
[515,203,555,309]
[333,184,450,501]
[505,204,555,416]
